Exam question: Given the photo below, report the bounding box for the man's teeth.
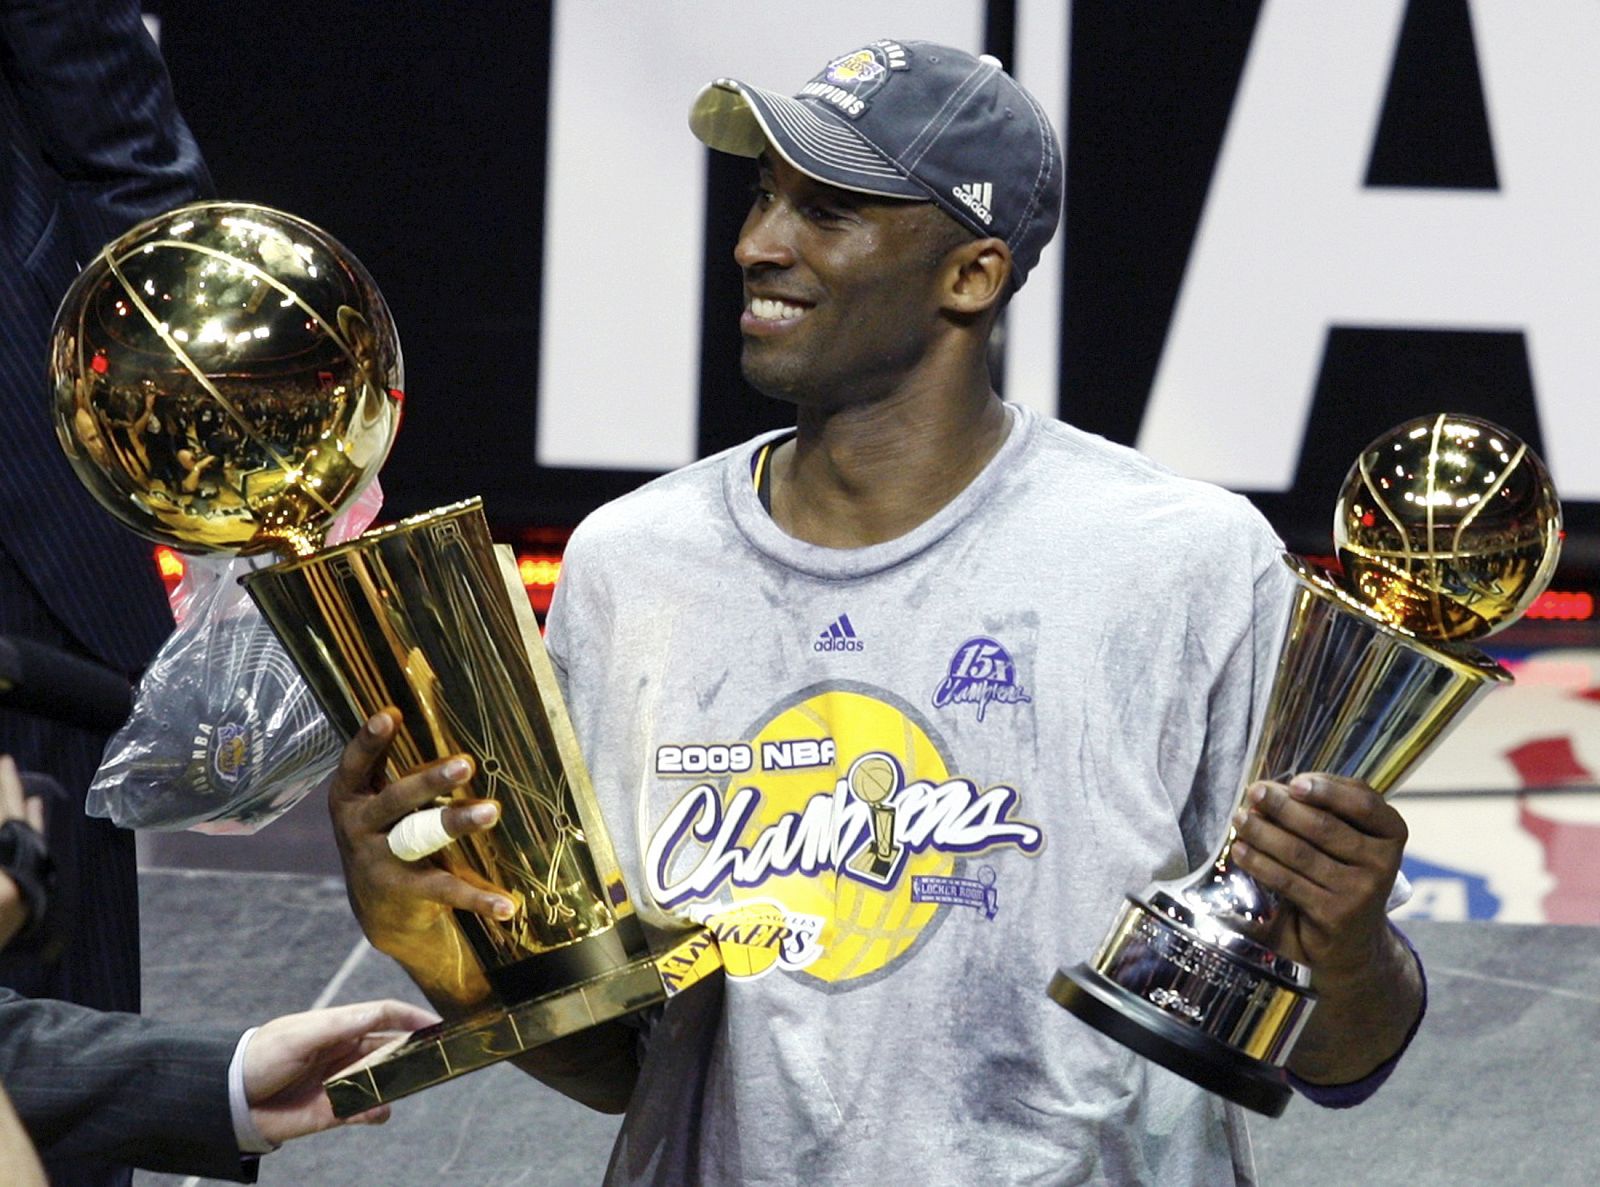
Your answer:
[750,297,806,321]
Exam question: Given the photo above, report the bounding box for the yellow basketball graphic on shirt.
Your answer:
[645,685,1043,989]
[736,690,952,983]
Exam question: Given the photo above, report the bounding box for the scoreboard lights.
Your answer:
[1523,590,1595,622]
[151,545,1593,623]
[154,545,566,616]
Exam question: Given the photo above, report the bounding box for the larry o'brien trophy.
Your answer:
[49,202,722,1115]
[1049,413,1561,1116]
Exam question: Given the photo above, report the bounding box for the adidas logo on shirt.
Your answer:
[814,614,864,653]
[951,181,994,225]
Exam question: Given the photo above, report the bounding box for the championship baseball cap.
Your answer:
[689,39,1062,290]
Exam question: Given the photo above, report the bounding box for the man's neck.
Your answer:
[768,384,1011,549]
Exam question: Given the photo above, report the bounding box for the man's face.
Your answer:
[735,155,956,407]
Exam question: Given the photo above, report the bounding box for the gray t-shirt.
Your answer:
[546,404,1294,1186]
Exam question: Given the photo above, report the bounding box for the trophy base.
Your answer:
[325,928,722,1117]
[1049,964,1292,1117]
[1048,893,1316,1117]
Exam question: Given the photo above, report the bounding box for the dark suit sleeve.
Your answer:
[0,0,213,260]
[0,0,213,677]
[0,988,258,1181]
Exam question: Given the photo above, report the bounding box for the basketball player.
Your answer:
[329,41,1424,1184]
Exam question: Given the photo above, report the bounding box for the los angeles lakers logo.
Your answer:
[824,50,885,87]
[646,687,1043,987]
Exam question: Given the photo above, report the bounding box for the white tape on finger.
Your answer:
[387,806,453,862]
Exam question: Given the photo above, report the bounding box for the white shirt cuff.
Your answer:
[229,1026,278,1155]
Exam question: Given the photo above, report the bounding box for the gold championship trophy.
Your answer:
[1049,413,1561,1115]
[49,202,721,1116]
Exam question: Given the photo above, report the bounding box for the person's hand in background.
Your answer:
[0,757,48,951]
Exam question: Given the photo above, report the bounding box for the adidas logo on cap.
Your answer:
[815,614,864,653]
[951,181,993,225]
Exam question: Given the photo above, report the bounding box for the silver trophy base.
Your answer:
[1048,892,1315,1116]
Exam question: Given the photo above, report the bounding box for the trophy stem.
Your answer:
[250,523,325,559]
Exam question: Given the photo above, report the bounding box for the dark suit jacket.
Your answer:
[0,2,215,1067]
[0,0,213,675]
[0,987,255,1181]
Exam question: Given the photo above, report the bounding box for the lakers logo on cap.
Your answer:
[801,41,911,119]
[825,50,885,87]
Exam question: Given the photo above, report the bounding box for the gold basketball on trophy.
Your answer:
[49,201,402,557]
[1334,413,1562,641]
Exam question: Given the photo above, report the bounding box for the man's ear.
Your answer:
[944,238,1012,315]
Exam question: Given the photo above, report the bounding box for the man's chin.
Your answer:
[739,353,806,405]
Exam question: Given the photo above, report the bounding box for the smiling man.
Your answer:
[330,40,1425,1185]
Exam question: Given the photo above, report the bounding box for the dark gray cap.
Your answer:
[689,39,1062,289]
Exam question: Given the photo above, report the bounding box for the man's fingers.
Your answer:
[0,757,46,841]
[1230,836,1332,921]
[387,799,500,862]
[1233,808,1346,899]
[1239,779,1402,865]
[344,1104,392,1127]
[394,866,516,920]
[1287,774,1408,842]
[371,756,478,827]
[387,806,451,861]
[329,710,399,803]
[319,999,440,1042]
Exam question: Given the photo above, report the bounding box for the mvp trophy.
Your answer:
[1049,413,1561,1115]
[50,202,721,1116]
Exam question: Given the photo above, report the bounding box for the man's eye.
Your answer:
[805,204,846,223]
[748,181,775,205]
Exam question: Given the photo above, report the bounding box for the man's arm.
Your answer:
[1231,772,1424,1086]
[0,0,214,256]
[0,988,437,1178]
[326,709,643,1112]
[0,987,249,1179]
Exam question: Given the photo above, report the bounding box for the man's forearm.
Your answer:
[1287,923,1424,1085]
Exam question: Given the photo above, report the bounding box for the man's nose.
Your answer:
[734,205,796,271]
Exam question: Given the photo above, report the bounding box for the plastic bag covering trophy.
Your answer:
[49,202,721,1115]
[1049,413,1561,1115]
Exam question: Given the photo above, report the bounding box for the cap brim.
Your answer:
[688,80,927,202]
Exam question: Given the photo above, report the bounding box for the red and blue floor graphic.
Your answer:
[1393,646,1600,923]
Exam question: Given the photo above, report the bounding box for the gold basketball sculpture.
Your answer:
[50,201,402,555]
[1335,412,1562,641]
